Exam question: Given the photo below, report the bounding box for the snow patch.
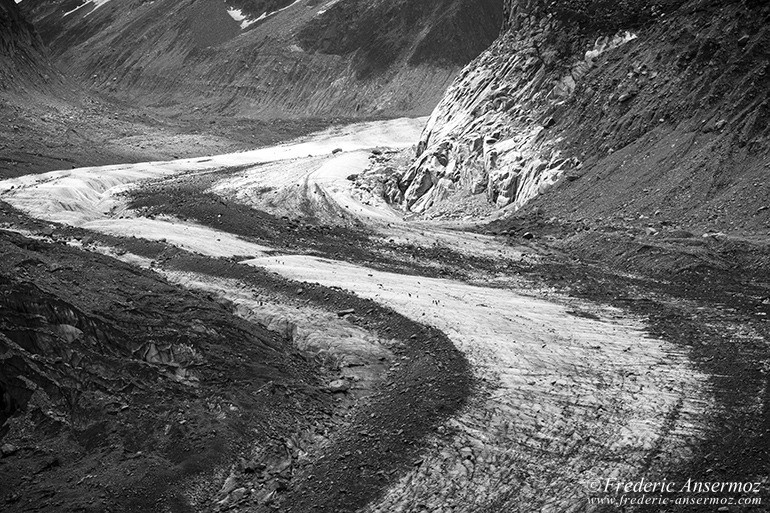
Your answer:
[64,0,115,17]
[585,31,638,62]
[226,7,246,22]
[254,0,302,24]
[317,0,342,15]
[226,7,258,30]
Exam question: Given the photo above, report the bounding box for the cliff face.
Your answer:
[0,0,57,89]
[394,0,770,233]
[20,0,502,119]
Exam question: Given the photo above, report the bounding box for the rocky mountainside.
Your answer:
[0,0,355,178]
[0,0,60,89]
[391,0,769,234]
[2,2,770,511]
[20,0,502,118]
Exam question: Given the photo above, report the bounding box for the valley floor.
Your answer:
[0,87,366,179]
[0,118,768,512]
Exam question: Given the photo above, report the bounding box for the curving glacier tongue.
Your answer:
[0,117,708,511]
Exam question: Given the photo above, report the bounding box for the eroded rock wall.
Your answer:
[395,0,770,229]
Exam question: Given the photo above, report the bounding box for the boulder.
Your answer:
[220,475,238,495]
[328,379,350,393]
[1,443,18,457]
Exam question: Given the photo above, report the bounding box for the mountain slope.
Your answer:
[21,0,502,118]
[1,0,345,178]
[0,0,59,89]
[393,0,770,234]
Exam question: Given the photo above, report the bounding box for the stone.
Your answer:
[495,172,520,208]
[522,232,534,240]
[469,161,489,195]
[55,324,83,343]
[404,169,434,209]
[328,379,350,393]
[230,487,248,502]
[336,309,355,317]
[1,444,17,457]
[221,475,238,495]
[243,458,266,473]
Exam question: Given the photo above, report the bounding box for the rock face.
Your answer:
[0,0,55,88]
[395,0,770,230]
[20,0,502,118]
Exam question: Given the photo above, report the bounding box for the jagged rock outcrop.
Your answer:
[395,0,770,231]
[19,0,502,118]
